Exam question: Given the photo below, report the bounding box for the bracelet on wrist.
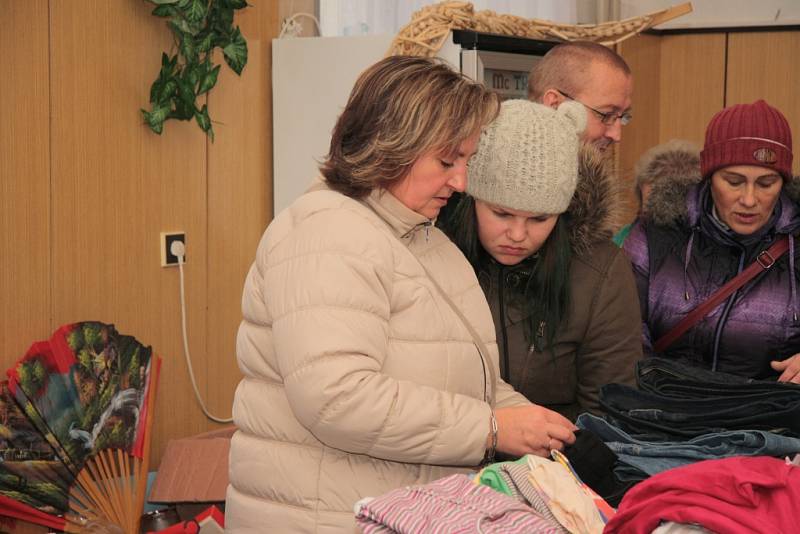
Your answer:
[483,409,498,465]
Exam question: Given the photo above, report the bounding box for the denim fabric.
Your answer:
[637,357,800,398]
[599,382,800,440]
[577,413,800,477]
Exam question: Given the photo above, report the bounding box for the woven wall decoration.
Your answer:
[388,1,693,56]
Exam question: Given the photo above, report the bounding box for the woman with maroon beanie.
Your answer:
[623,100,800,383]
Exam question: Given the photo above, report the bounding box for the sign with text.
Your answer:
[484,68,528,100]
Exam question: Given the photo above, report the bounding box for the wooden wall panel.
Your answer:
[49,1,209,463]
[727,32,800,176]
[618,33,662,224]
[206,4,279,424]
[616,32,726,225]
[658,33,726,144]
[0,1,51,374]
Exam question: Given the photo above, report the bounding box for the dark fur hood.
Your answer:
[642,141,703,228]
[568,145,629,257]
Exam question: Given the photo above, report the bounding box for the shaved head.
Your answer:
[528,41,630,101]
[529,41,633,150]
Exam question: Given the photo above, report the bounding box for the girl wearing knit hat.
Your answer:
[440,99,643,420]
[623,99,800,382]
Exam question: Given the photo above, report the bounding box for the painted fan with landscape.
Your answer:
[0,321,161,532]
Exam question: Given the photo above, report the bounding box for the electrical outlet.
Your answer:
[161,232,186,267]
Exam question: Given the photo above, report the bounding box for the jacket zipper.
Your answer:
[711,248,746,371]
[498,266,510,382]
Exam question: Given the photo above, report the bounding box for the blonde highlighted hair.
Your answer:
[321,55,500,198]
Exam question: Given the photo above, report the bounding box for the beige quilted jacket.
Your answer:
[226,179,529,532]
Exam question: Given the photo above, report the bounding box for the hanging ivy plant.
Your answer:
[142,0,249,141]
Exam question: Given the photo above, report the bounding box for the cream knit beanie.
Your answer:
[467,99,587,214]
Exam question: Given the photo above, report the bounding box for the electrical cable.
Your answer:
[278,12,322,39]
[172,241,233,424]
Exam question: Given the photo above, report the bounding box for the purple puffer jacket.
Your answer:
[624,181,800,379]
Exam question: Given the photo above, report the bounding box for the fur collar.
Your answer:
[567,146,628,257]
[642,143,703,228]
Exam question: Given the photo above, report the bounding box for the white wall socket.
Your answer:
[160,232,186,267]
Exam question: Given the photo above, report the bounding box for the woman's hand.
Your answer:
[771,354,800,384]
[494,405,578,458]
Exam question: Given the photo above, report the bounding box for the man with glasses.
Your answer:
[528,41,633,151]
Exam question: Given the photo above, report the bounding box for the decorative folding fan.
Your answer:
[0,322,161,533]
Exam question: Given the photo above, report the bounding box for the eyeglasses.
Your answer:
[556,89,632,126]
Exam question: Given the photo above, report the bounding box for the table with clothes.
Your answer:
[353,357,800,533]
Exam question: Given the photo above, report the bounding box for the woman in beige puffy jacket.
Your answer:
[226,56,577,533]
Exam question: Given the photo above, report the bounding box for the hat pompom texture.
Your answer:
[556,100,588,137]
[467,99,587,215]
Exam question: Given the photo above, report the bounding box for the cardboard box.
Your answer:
[149,426,235,504]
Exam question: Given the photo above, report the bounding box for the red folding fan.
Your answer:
[0,322,161,532]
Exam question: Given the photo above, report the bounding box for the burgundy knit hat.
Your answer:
[700,99,793,179]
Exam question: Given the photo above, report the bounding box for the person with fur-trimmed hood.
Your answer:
[623,100,800,383]
[613,139,702,246]
[440,99,642,421]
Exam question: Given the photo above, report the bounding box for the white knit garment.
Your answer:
[467,99,586,214]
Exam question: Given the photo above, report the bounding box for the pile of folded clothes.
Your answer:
[355,451,613,533]
[354,358,800,533]
[577,357,800,491]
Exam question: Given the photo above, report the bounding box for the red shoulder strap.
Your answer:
[653,235,790,354]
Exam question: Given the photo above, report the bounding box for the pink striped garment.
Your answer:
[355,473,563,533]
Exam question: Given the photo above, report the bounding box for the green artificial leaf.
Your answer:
[168,18,201,38]
[149,77,164,104]
[198,64,220,94]
[196,32,214,54]
[142,104,170,134]
[186,0,207,22]
[194,104,213,140]
[222,27,247,75]
[157,79,178,103]
[186,62,202,90]
[151,4,177,17]
[150,56,178,102]
[144,0,247,139]
[213,6,234,31]
[219,0,248,9]
[179,35,196,63]
[172,79,197,120]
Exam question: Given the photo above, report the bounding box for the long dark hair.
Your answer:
[441,195,572,351]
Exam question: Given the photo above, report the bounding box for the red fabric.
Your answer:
[700,99,793,179]
[0,495,65,531]
[604,456,800,534]
[147,505,224,534]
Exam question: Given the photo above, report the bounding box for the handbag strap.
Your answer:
[653,234,790,353]
[417,258,497,407]
[362,195,498,406]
